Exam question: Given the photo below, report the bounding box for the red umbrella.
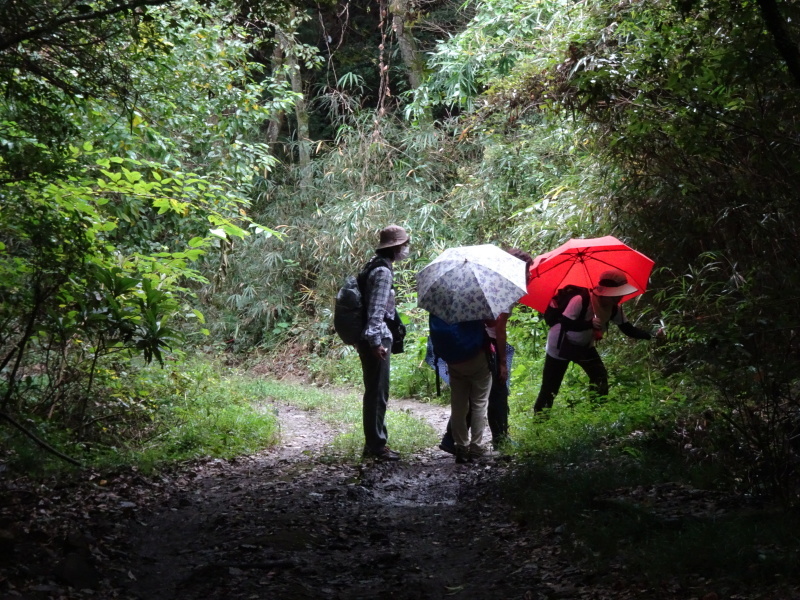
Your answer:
[518,236,655,313]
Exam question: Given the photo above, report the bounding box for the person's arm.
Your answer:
[495,311,510,381]
[614,307,652,340]
[617,321,652,340]
[363,267,392,358]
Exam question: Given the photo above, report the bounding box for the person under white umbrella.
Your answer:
[418,245,528,462]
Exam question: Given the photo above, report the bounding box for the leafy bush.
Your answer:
[0,0,288,460]
[1,358,280,474]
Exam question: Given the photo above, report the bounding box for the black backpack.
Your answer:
[333,256,392,345]
[542,285,593,330]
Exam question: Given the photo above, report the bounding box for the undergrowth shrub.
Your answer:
[650,264,800,504]
[504,454,800,592]
[1,358,280,475]
[306,349,362,386]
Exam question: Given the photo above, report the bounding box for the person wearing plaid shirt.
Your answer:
[358,225,410,461]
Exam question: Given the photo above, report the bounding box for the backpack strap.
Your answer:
[559,288,592,331]
[356,255,391,289]
[576,287,590,322]
[557,288,592,350]
[356,256,392,314]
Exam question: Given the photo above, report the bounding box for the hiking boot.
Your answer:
[454,447,471,464]
[468,445,494,462]
[382,446,400,458]
[438,438,456,455]
[364,446,400,462]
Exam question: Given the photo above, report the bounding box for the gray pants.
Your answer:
[358,337,392,453]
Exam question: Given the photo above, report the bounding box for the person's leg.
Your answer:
[577,352,609,402]
[465,354,492,454]
[447,360,472,461]
[441,409,470,453]
[440,419,456,453]
[447,363,469,450]
[441,351,475,453]
[533,354,570,413]
[358,338,392,453]
[486,349,509,446]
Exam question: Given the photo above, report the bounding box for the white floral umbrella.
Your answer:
[416,245,528,323]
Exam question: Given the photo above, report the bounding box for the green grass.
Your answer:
[1,359,281,476]
[252,379,440,462]
[327,407,440,461]
[2,351,443,478]
[111,362,282,471]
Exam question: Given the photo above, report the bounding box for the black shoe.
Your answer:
[438,440,456,455]
[365,446,400,462]
[455,447,471,464]
[469,447,499,462]
[468,445,489,461]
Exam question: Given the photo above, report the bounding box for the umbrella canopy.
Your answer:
[417,245,528,324]
[518,236,654,313]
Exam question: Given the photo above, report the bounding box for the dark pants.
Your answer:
[486,350,509,443]
[533,350,608,413]
[358,337,391,453]
[442,349,509,448]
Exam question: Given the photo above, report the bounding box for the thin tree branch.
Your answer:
[0,0,174,52]
[0,410,82,467]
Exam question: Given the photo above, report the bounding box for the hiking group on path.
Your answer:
[340,225,661,463]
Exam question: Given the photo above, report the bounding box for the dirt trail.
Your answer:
[113,397,549,600]
[7,393,788,599]
[4,394,560,600]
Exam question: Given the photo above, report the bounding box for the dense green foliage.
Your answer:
[1,0,284,448]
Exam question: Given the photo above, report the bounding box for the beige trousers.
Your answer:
[447,352,492,451]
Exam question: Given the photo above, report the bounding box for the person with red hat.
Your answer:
[358,225,410,461]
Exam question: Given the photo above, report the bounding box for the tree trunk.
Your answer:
[287,52,311,168]
[276,12,311,170]
[389,0,424,90]
[267,44,286,151]
[756,0,800,88]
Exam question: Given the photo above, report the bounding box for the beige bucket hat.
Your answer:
[594,269,638,297]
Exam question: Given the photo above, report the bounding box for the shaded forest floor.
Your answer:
[2,390,800,600]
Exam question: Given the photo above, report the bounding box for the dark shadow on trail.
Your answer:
[116,439,539,600]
